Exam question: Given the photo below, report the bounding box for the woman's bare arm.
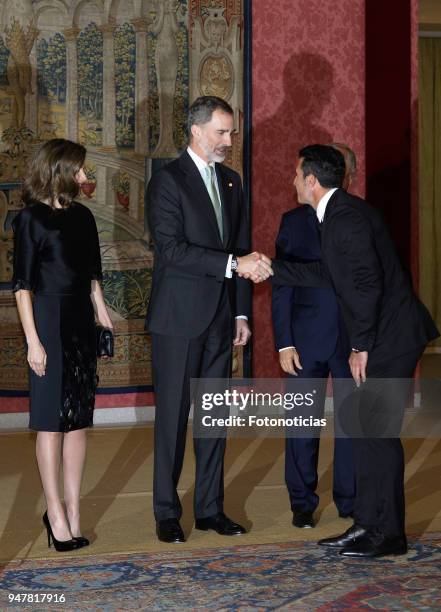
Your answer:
[90,280,113,329]
[15,289,46,377]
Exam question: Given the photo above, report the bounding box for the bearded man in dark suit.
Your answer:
[146,96,271,543]
[237,144,439,557]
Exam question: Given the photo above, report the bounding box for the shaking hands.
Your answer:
[236,252,273,283]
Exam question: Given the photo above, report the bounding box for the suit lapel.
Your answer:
[216,164,232,248]
[321,188,342,244]
[179,151,223,245]
[322,188,341,223]
[306,205,321,247]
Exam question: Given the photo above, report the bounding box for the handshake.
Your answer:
[236,252,273,283]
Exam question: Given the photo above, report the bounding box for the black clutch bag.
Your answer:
[96,325,114,358]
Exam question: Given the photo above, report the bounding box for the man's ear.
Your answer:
[306,174,316,189]
[191,124,200,140]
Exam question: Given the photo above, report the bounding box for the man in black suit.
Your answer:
[271,145,357,530]
[237,145,439,557]
[146,96,270,543]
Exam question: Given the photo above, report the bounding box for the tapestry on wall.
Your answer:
[0,0,245,402]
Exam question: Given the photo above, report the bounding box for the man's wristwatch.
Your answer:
[231,256,238,273]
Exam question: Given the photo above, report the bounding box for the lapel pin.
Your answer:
[228,182,233,187]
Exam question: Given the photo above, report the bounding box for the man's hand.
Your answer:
[279,347,302,376]
[233,319,252,346]
[349,350,368,387]
[237,252,273,282]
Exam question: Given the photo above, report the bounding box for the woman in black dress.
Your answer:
[12,139,113,551]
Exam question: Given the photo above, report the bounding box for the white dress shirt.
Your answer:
[187,146,223,204]
[187,147,233,276]
[187,147,246,321]
[316,187,338,223]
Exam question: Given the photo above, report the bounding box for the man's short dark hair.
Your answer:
[188,96,233,135]
[299,144,345,188]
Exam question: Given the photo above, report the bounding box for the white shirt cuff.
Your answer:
[279,346,295,352]
[225,254,233,278]
[226,255,247,320]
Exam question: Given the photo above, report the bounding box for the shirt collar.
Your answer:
[316,188,338,223]
[187,146,214,173]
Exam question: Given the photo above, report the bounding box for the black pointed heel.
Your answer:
[42,512,80,552]
[73,536,90,548]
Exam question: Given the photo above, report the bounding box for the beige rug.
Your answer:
[0,426,440,563]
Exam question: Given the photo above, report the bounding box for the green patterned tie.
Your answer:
[204,165,223,241]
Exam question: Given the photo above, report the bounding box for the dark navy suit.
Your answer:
[272,204,355,516]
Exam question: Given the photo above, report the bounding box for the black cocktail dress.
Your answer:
[12,201,102,432]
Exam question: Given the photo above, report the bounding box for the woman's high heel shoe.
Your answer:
[42,512,80,552]
[73,536,90,548]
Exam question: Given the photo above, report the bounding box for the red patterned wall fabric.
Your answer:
[251,0,366,377]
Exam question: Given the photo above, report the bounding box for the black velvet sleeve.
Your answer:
[11,208,40,292]
[89,211,103,281]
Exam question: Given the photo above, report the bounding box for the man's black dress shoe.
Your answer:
[156,518,185,543]
[195,512,246,536]
[318,524,367,548]
[340,534,407,558]
[292,512,315,529]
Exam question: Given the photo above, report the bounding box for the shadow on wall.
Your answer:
[253,52,335,207]
[252,52,335,256]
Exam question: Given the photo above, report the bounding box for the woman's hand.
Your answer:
[91,280,113,331]
[97,314,113,331]
[27,340,47,377]
[97,316,114,361]
[14,290,47,375]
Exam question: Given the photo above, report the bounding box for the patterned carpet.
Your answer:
[1,535,440,611]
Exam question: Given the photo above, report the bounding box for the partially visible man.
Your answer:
[272,144,357,530]
[237,145,439,558]
[330,143,356,190]
[146,96,271,543]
